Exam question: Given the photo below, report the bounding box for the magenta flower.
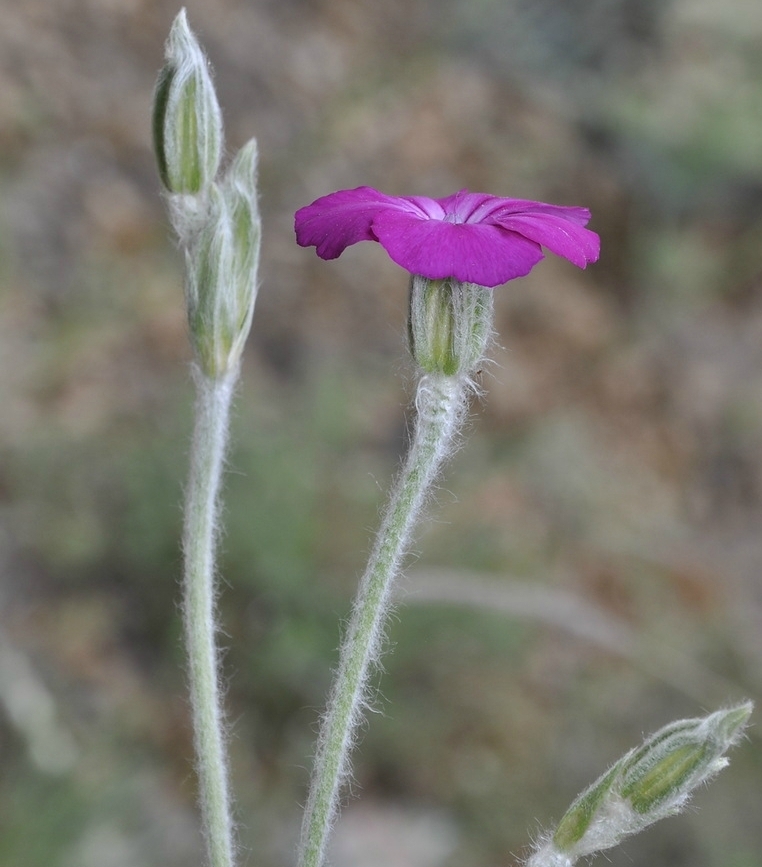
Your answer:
[295,186,599,288]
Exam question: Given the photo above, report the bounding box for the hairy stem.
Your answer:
[298,372,467,867]
[183,365,238,867]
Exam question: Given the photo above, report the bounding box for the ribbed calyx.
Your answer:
[185,140,262,378]
[152,8,223,196]
[528,702,752,867]
[408,276,493,378]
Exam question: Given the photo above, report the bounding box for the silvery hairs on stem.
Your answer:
[152,10,261,867]
[526,702,753,867]
[296,277,496,867]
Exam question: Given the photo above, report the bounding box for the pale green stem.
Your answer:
[183,364,238,867]
[298,372,467,867]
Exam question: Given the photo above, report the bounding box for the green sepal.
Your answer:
[622,742,712,815]
[553,759,624,850]
[408,276,493,377]
[152,9,223,195]
[184,138,261,379]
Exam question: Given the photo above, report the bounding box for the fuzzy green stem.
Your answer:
[298,372,467,867]
[183,365,238,867]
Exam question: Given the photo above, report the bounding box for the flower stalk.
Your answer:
[153,10,261,867]
[293,180,748,867]
[298,277,492,867]
[293,183,598,867]
[182,368,238,867]
[299,371,467,867]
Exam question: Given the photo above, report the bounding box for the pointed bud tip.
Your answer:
[711,701,753,745]
[238,136,259,160]
[168,7,195,53]
[225,138,260,193]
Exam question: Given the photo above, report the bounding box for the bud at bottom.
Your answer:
[527,702,752,867]
[408,276,493,377]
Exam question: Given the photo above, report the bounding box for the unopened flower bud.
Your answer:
[618,703,751,817]
[408,276,493,377]
[152,8,223,195]
[218,138,261,367]
[528,702,752,867]
[185,184,227,375]
[185,139,261,379]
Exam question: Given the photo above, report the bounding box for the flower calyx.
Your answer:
[528,702,752,867]
[408,276,493,378]
[153,8,223,197]
[184,140,261,379]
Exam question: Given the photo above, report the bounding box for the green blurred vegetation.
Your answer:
[0,0,761,865]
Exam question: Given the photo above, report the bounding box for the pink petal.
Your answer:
[371,210,544,287]
[294,186,415,260]
[434,190,498,223]
[437,193,599,269]
[399,195,447,220]
[461,197,598,267]
[295,187,600,285]
[494,211,600,268]
[468,196,591,224]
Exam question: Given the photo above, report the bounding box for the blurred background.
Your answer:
[1,0,761,865]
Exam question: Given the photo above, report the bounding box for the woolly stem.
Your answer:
[182,365,238,867]
[298,372,468,867]
[526,849,574,867]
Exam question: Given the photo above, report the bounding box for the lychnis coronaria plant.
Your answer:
[294,186,750,867]
[294,186,597,867]
[153,10,260,867]
[151,11,751,867]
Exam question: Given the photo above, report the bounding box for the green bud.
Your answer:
[619,702,752,817]
[185,139,261,378]
[152,8,223,195]
[219,138,261,370]
[407,276,493,377]
[185,184,227,375]
[552,759,625,852]
[529,703,752,867]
